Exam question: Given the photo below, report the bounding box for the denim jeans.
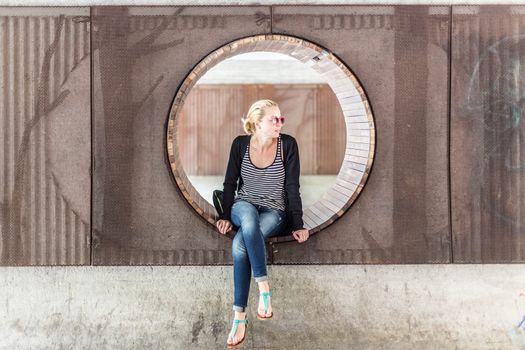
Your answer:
[230,199,287,312]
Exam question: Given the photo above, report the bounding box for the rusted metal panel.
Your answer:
[271,6,451,263]
[91,6,272,265]
[451,6,525,262]
[0,8,91,265]
[0,5,453,266]
[1,5,522,267]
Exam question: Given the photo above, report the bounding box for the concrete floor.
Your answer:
[1,264,525,349]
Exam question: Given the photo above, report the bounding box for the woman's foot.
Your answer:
[227,311,247,347]
[257,281,272,318]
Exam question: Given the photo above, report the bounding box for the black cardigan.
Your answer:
[220,133,305,234]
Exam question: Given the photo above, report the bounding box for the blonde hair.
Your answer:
[241,99,278,135]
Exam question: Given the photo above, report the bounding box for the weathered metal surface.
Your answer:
[0,8,91,266]
[91,6,272,265]
[6,5,522,265]
[451,6,525,262]
[271,6,451,263]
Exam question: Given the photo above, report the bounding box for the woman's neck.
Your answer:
[251,134,275,151]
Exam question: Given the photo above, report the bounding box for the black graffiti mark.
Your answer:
[254,11,270,27]
[451,33,525,233]
[461,34,525,171]
[72,16,90,24]
[464,35,525,130]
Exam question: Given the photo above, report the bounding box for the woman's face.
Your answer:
[255,106,284,138]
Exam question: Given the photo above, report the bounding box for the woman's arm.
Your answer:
[284,137,305,231]
[221,136,241,222]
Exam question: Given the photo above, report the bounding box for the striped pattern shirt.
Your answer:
[234,134,286,211]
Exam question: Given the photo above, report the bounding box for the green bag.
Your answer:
[213,189,224,218]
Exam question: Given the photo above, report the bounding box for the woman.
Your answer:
[216,99,310,348]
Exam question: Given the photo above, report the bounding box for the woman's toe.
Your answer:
[266,305,272,316]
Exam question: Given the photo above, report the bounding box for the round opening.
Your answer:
[166,34,375,237]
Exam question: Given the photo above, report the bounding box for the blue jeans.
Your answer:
[230,199,287,312]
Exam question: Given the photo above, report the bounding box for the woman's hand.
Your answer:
[216,219,233,235]
[292,229,310,243]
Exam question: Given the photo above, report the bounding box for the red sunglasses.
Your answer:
[268,116,285,125]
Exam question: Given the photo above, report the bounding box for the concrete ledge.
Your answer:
[1,265,525,349]
[0,2,523,6]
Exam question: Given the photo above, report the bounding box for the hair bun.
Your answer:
[243,99,278,135]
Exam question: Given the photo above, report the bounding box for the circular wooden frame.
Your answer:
[166,34,375,240]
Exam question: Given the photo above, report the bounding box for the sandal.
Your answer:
[227,318,248,348]
[257,291,273,320]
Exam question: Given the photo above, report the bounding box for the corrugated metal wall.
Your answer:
[451,6,525,262]
[0,9,91,265]
[1,5,524,265]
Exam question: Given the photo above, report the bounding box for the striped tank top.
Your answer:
[234,134,286,211]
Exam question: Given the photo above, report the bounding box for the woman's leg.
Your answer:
[259,207,287,240]
[231,227,251,312]
[230,206,286,310]
[230,201,268,282]
[229,201,286,315]
[227,201,257,346]
[228,228,249,346]
[255,207,286,317]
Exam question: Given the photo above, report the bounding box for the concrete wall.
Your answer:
[1,265,525,349]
